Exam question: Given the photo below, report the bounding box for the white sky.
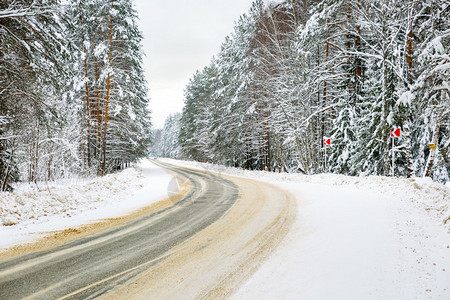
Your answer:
[133,0,257,128]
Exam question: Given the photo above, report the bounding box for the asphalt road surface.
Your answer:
[0,160,295,299]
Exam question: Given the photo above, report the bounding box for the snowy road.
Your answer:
[0,161,294,299]
[0,162,237,298]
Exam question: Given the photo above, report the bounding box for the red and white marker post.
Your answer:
[323,137,331,173]
[390,127,401,177]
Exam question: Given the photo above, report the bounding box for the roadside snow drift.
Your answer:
[0,159,173,249]
[161,158,450,300]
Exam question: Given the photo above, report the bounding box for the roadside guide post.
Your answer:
[323,137,331,173]
[390,127,401,177]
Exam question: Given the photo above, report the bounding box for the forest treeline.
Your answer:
[0,0,151,191]
[154,0,449,182]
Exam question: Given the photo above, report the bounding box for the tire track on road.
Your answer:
[0,161,238,299]
[99,163,297,299]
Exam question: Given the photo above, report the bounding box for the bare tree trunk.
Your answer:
[101,0,114,176]
[1,149,13,192]
[47,155,53,181]
[406,21,413,71]
[424,89,447,177]
[404,2,414,178]
[264,89,271,171]
[80,9,91,168]
[382,60,391,177]
[404,122,413,177]
[322,18,329,171]
[34,133,39,184]
[424,119,440,177]
[94,56,102,159]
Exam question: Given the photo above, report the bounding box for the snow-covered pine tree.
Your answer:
[176,0,448,182]
[345,0,408,176]
[0,0,72,189]
[158,113,182,158]
[179,70,209,162]
[73,0,151,175]
[101,0,151,172]
[412,0,449,181]
[209,5,259,168]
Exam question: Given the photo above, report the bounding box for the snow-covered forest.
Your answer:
[0,0,151,191]
[156,0,449,182]
[151,113,181,159]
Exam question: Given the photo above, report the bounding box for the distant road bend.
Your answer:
[0,160,295,299]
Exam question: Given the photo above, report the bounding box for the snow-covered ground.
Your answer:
[1,158,449,299]
[160,158,450,300]
[0,159,173,249]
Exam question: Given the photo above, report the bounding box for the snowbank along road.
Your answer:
[0,160,295,299]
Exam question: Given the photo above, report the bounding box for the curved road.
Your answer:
[0,160,295,299]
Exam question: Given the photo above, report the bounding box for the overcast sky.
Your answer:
[133,0,258,128]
